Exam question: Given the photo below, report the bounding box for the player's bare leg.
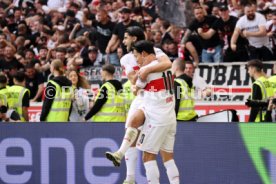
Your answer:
[105,109,145,167]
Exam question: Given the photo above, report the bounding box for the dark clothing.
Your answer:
[85,80,123,120]
[248,46,274,61]
[189,15,221,49]
[249,83,262,122]
[265,110,272,122]
[185,35,202,61]
[174,74,193,115]
[0,58,24,85]
[212,16,249,62]
[40,76,72,121]
[92,20,116,54]
[25,72,44,100]
[113,20,142,54]
[22,88,30,108]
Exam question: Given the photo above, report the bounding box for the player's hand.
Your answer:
[138,67,150,81]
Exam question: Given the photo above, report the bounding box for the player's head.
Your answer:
[247,59,263,78]
[132,40,154,66]
[123,26,145,52]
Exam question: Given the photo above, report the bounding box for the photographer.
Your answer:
[247,60,274,122]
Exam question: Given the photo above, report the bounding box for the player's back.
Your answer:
[136,60,176,126]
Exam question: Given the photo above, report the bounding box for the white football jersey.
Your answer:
[136,60,176,126]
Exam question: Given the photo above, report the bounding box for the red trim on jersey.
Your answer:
[144,78,166,92]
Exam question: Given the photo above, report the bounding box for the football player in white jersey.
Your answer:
[106,26,172,184]
[134,40,179,184]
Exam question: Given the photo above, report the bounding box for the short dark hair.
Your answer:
[133,40,155,55]
[102,64,115,75]
[25,62,35,70]
[13,71,26,82]
[125,26,145,41]
[0,73,7,84]
[247,59,263,72]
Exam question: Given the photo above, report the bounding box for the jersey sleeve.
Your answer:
[120,53,139,75]
[154,47,166,58]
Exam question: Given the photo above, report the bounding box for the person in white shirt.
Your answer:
[231,3,273,61]
[266,11,276,59]
[66,69,90,122]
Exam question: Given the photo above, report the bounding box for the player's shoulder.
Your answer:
[154,47,166,58]
[120,52,136,65]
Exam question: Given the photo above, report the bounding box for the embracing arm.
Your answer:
[138,55,171,81]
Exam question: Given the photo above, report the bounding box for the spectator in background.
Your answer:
[231,3,273,61]
[8,71,30,121]
[0,45,24,85]
[55,47,68,65]
[25,63,44,102]
[182,6,222,63]
[184,60,212,99]
[212,4,221,18]
[105,7,142,65]
[266,11,276,59]
[82,46,102,67]
[198,4,249,62]
[165,40,178,62]
[67,69,90,122]
[184,35,202,66]
[152,30,162,48]
[89,9,116,65]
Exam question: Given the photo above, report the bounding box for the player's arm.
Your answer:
[127,71,138,85]
[133,76,148,95]
[138,54,171,81]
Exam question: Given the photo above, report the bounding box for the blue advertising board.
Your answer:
[0,123,275,184]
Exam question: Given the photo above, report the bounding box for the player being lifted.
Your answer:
[106,39,179,184]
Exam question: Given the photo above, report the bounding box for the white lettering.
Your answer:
[0,138,32,184]
[84,138,119,184]
[41,138,75,184]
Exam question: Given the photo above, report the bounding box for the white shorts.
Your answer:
[125,96,143,128]
[136,122,176,154]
